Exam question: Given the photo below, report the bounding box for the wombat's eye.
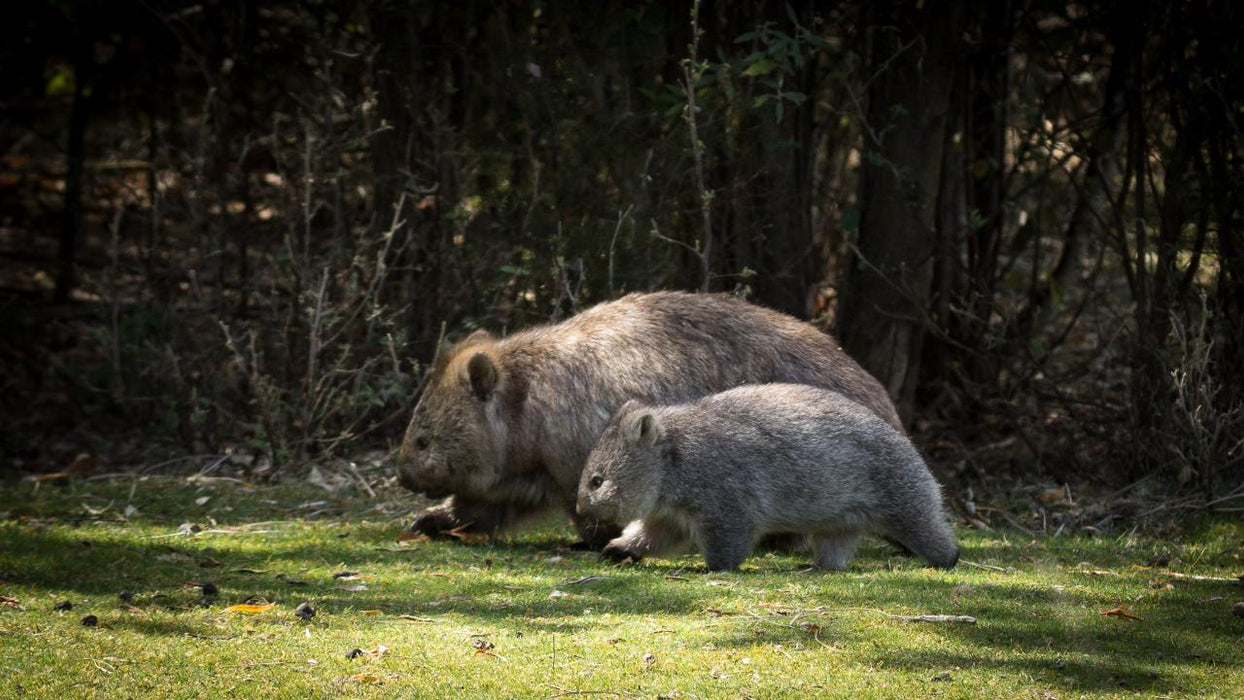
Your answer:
[589,475,604,490]
[415,436,430,451]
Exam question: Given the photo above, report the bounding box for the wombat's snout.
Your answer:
[396,465,421,493]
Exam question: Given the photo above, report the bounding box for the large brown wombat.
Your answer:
[396,291,900,555]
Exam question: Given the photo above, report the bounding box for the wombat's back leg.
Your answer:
[811,531,862,571]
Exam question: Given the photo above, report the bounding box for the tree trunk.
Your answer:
[838,0,964,423]
[56,55,90,303]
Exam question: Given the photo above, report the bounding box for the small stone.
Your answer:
[294,602,316,620]
[81,615,98,627]
[53,601,73,612]
[643,653,656,665]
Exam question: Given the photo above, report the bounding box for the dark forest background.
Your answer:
[2,0,1241,517]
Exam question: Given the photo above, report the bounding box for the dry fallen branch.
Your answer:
[1160,571,1243,585]
[885,614,977,624]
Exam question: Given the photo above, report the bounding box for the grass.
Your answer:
[1,475,1242,699]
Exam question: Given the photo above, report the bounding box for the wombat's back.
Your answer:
[657,384,958,568]
[512,292,901,430]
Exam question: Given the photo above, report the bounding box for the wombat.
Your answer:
[576,384,959,571]
[397,291,902,555]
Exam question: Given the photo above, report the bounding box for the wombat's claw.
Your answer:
[600,544,643,564]
[408,512,458,538]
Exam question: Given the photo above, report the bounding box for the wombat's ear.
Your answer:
[631,412,664,446]
[461,329,495,346]
[615,399,642,417]
[466,352,499,401]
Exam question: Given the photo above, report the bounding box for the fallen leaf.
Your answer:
[227,603,277,614]
[1078,569,1121,577]
[1102,607,1143,621]
[199,556,222,568]
[549,590,569,599]
[119,604,146,615]
[1,596,23,609]
[124,505,140,519]
[336,584,369,592]
[69,453,99,474]
[444,524,486,543]
[397,531,429,543]
[231,568,269,575]
[31,471,71,483]
[471,639,495,653]
[333,571,362,580]
[349,674,380,684]
[195,496,211,506]
[361,610,382,616]
[1035,486,1071,506]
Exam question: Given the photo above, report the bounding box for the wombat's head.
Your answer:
[577,401,666,525]
[397,331,510,499]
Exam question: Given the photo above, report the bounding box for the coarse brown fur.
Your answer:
[396,291,901,547]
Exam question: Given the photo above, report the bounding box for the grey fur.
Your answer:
[577,384,959,571]
[396,291,901,551]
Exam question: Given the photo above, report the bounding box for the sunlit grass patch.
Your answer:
[1,478,1241,698]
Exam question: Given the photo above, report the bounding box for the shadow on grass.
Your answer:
[3,477,1242,693]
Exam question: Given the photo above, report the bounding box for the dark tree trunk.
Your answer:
[838,0,964,423]
[56,55,91,303]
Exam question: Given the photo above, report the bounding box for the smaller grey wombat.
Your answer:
[576,384,959,571]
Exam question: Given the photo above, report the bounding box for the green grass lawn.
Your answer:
[1,475,1241,699]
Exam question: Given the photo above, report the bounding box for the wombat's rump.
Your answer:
[577,384,959,571]
[396,291,902,550]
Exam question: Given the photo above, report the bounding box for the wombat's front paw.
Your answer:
[408,509,461,538]
[600,541,644,564]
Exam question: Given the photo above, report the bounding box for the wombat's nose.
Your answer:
[397,468,420,492]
